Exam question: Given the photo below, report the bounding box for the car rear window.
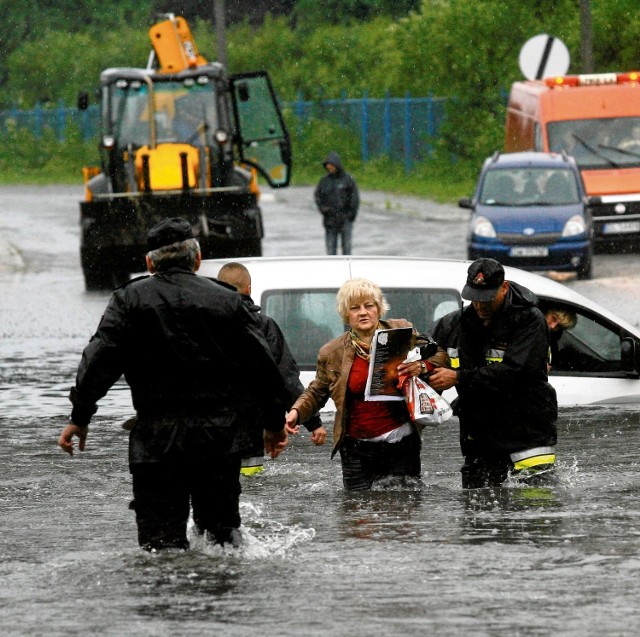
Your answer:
[262,288,461,369]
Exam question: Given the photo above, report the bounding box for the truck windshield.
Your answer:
[109,78,219,148]
[548,118,640,169]
[480,168,580,206]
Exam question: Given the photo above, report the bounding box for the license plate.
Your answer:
[602,221,640,234]
[509,246,549,257]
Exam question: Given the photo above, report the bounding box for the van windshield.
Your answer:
[480,168,580,206]
[261,288,461,370]
[548,118,640,169]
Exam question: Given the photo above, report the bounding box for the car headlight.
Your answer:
[562,214,586,237]
[471,215,497,238]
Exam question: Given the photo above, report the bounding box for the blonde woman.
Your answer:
[285,278,449,491]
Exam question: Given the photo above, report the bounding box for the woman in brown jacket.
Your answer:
[285,278,449,491]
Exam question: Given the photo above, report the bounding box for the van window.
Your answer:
[534,123,543,151]
[262,288,461,370]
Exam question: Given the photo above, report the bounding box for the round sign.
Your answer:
[519,34,570,81]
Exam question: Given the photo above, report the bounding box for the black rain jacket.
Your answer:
[69,268,286,460]
[314,151,360,229]
[242,293,322,433]
[433,282,557,458]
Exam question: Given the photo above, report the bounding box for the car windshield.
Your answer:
[109,78,218,147]
[547,117,640,169]
[479,167,580,206]
[261,288,461,370]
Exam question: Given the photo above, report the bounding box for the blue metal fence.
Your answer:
[0,93,448,171]
[292,93,447,171]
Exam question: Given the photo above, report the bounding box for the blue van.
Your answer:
[460,151,594,279]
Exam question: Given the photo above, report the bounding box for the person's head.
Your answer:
[545,308,577,332]
[323,151,342,174]
[217,262,251,295]
[461,258,509,321]
[336,278,390,336]
[146,217,201,273]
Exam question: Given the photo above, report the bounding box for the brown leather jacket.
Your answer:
[291,319,450,456]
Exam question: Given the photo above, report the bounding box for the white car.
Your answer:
[198,255,640,407]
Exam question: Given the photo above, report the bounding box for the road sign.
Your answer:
[519,34,570,80]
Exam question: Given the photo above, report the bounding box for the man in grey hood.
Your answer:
[314,151,360,255]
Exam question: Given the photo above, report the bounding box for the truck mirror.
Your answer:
[237,82,250,102]
[77,91,89,111]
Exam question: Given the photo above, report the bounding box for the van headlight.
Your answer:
[562,214,586,237]
[471,215,497,238]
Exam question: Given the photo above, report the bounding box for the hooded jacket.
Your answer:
[433,282,557,458]
[291,319,449,456]
[314,151,360,227]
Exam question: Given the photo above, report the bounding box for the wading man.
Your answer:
[58,217,288,550]
[430,258,558,488]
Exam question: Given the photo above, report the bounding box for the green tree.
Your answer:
[392,0,582,159]
[5,26,151,107]
[0,0,34,88]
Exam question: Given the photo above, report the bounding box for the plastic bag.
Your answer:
[400,347,453,428]
[403,376,453,428]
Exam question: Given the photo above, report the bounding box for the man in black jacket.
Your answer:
[217,262,327,474]
[430,258,558,488]
[314,151,360,255]
[58,217,288,550]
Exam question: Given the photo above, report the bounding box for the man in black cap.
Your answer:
[58,217,288,550]
[429,258,558,488]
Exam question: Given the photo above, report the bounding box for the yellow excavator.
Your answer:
[78,14,291,290]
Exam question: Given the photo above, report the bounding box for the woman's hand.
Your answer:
[397,360,423,378]
[285,408,300,434]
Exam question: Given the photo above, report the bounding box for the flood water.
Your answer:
[2,186,640,636]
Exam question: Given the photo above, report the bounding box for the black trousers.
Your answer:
[339,432,421,491]
[130,452,242,551]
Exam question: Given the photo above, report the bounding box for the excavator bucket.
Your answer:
[149,16,208,73]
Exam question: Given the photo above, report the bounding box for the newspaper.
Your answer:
[364,327,414,401]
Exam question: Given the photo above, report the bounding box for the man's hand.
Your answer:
[264,428,288,459]
[58,423,88,456]
[428,367,458,392]
[310,426,328,446]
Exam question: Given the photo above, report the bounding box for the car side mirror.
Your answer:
[458,197,473,210]
[621,337,639,375]
[587,195,601,206]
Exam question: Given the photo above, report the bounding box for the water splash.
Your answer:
[185,501,315,560]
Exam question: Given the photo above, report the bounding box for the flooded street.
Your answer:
[1,185,640,636]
